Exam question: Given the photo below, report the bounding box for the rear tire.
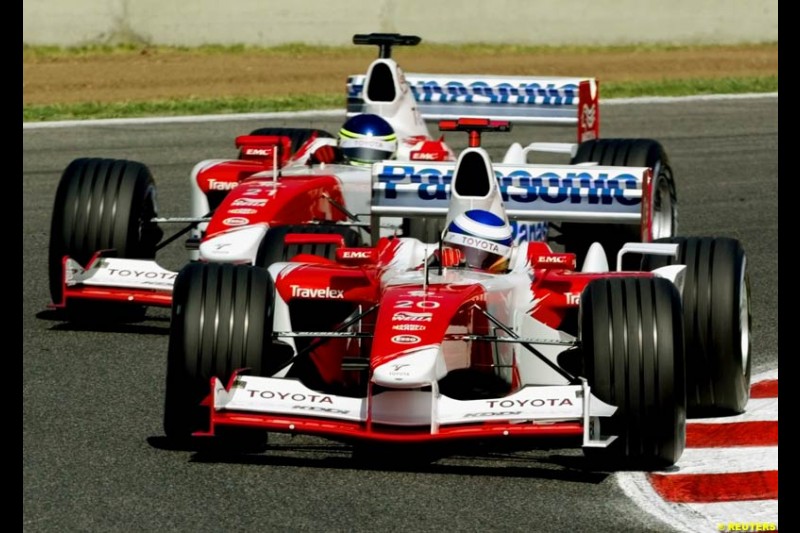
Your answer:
[164,262,280,451]
[642,236,751,416]
[580,277,686,469]
[558,139,677,269]
[48,158,162,319]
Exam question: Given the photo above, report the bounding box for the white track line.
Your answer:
[22,92,777,130]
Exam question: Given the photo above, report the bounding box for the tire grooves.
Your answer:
[100,160,112,253]
[241,267,251,371]
[640,278,652,459]
[228,266,236,375]
[197,263,208,380]
[75,159,94,257]
[213,265,223,379]
[97,161,112,252]
[698,238,714,407]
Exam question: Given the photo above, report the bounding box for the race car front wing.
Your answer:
[199,372,618,448]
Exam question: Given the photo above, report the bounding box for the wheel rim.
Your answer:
[739,257,751,373]
[651,166,676,240]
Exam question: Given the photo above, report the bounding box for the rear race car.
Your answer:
[161,120,748,470]
[46,33,676,324]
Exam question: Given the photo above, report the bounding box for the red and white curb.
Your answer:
[618,369,778,532]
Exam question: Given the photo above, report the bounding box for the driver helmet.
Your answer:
[338,114,397,166]
[442,209,513,273]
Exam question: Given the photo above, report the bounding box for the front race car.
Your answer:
[161,121,723,471]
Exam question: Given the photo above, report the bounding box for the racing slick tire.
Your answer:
[164,262,282,452]
[579,277,686,469]
[240,127,335,159]
[557,139,677,270]
[47,158,162,320]
[641,236,752,416]
[255,224,363,267]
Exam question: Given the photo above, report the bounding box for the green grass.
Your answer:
[602,75,777,98]
[22,75,777,122]
[23,94,345,122]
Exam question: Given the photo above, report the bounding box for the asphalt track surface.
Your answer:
[23,96,778,533]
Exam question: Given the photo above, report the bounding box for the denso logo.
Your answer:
[392,311,432,322]
[464,411,522,418]
[292,405,349,415]
[290,285,344,299]
[410,81,579,106]
[207,179,238,191]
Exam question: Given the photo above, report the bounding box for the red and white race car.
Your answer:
[47,33,676,321]
[163,120,749,469]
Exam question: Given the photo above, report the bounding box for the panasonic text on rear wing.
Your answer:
[348,74,599,142]
[371,162,649,224]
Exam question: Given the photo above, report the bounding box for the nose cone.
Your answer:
[372,347,447,388]
[199,225,268,263]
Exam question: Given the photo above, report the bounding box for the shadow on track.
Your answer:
[146,435,611,483]
[36,308,171,335]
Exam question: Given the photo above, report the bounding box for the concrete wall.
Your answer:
[23,0,778,47]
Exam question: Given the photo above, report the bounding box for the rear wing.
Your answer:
[348,74,599,143]
[371,160,654,227]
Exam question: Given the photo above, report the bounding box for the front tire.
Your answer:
[642,236,751,416]
[48,158,162,318]
[163,262,278,450]
[580,277,686,469]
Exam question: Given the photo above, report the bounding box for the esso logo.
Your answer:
[222,217,249,226]
[391,335,421,344]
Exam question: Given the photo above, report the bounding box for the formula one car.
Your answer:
[47,33,676,323]
[162,120,750,470]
